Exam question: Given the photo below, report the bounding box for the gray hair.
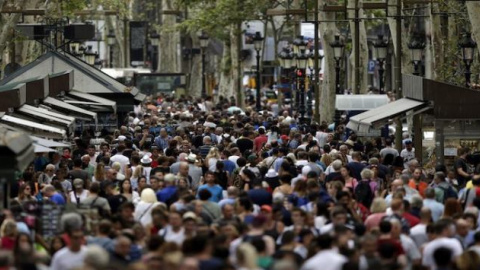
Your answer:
[434,172,446,182]
[400,174,410,185]
[410,195,423,209]
[84,245,109,269]
[360,168,374,180]
[60,212,83,233]
[332,160,342,171]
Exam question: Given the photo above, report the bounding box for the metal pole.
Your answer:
[394,0,403,152]
[313,0,320,122]
[202,49,206,97]
[379,60,384,94]
[299,70,306,124]
[335,60,341,94]
[413,62,420,76]
[256,50,261,111]
[465,62,472,88]
[354,0,360,94]
[295,70,300,112]
[124,18,128,68]
[307,70,313,120]
[110,45,114,68]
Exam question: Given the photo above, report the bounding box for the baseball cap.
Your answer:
[260,205,272,213]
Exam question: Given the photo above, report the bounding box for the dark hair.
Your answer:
[316,234,334,250]
[119,179,133,194]
[73,158,82,167]
[237,157,247,167]
[182,235,210,255]
[48,235,66,256]
[238,197,253,211]
[379,220,392,234]
[433,247,452,268]
[147,235,165,251]
[89,182,101,194]
[198,189,212,201]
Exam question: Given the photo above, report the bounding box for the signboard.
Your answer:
[134,73,186,96]
[130,21,148,65]
[368,60,376,74]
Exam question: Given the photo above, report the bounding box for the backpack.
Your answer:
[355,179,374,208]
[232,168,244,189]
[437,185,458,202]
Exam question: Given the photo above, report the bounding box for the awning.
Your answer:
[18,105,74,127]
[346,98,427,133]
[30,136,70,148]
[134,92,146,103]
[0,113,66,138]
[336,94,390,111]
[68,90,117,113]
[33,143,56,153]
[43,97,97,122]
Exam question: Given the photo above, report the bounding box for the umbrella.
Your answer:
[227,106,245,115]
[33,143,56,153]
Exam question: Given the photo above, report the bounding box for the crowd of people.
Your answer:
[2,94,480,270]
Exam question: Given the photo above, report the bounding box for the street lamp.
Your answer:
[69,41,81,56]
[308,50,323,119]
[373,34,388,94]
[150,31,160,71]
[459,32,477,88]
[330,35,345,94]
[253,31,264,112]
[94,54,102,69]
[408,35,425,76]
[294,36,309,124]
[84,45,96,66]
[199,32,209,97]
[107,30,116,68]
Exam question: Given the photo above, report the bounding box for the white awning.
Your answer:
[336,95,390,111]
[30,136,70,148]
[18,105,74,127]
[134,92,146,102]
[347,98,427,133]
[33,143,56,153]
[68,90,117,113]
[43,97,97,122]
[0,114,66,137]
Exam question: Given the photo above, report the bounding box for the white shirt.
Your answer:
[410,223,428,248]
[159,225,185,246]
[400,148,416,168]
[50,246,87,270]
[301,249,347,270]
[69,190,89,204]
[422,237,463,270]
[110,153,130,174]
[135,201,164,226]
[400,234,421,270]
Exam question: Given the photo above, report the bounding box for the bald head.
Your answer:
[391,179,403,192]
[114,236,132,257]
[419,207,432,221]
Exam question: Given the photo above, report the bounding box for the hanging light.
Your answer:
[150,31,160,47]
[330,35,345,60]
[84,45,96,66]
[69,41,81,55]
[94,54,102,69]
[107,30,116,46]
[279,47,294,69]
[459,32,477,64]
[373,34,388,61]
[408,35,425,62]
[308,50,324,70]
[296,51,309,70]
[199,32,209,49]
[253,31,263,52]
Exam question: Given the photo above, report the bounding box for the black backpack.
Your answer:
[355,179,374,208]
[437,185,458,202]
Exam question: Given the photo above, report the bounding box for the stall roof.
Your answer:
[335,95,390,111]
[346,98,428,133]
[67,90,116,113]
[18,105,74,127]
[43,97,97,121]
[33,143,56,153]
[0,113,66,138]
[30,136,70,148]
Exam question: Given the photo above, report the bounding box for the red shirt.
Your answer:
[403,212,420,227]
[254,135,268,153]
[1,237,15,250]
[377,238,405,256]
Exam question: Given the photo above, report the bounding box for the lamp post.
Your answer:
[408,35,425,76]
[278,47,294,108]
[459,32,477,88]
[293,36,308,124]
[84,45,96,66]
[308,50,323,120]
[253,32,264,112]
[373,34,388,94]
[330,35,345,94]
[107,30,116,68]
[199,32,209,98]
[150,31,160,71]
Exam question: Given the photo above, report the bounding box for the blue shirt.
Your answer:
[222,160,236,175]
[197,184,223,202]
[423,199,445,222]
[156,186,177,204]
[50,193,66,205]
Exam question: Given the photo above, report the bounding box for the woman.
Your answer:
[273,175,293,197]
[138,176,148,195]
[92,162,105,183]
[341,165,358,189]
[205,147,221,172]
[13,183,35,204]
[134,188,165,226]
[49,235,66,256]
[69,179,90,205]
[314,201,330,231]
[364,197,388,231]
[327,181,344,202]
[262,205,284,241]
[0,219,17,250]
[442,198,463,219]
[131,165,144,191]
[165,139,179,158]
[289,180,308,207]
[13,232,47,270]
[214,161,229,190]
[119,179,140,204]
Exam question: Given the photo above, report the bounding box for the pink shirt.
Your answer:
[364,213,387,231]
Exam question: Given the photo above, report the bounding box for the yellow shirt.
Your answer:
[466,180,473,189]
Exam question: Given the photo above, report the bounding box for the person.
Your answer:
[119,179,140,203]
[400,141,415,168]
[300,234,347,270]
[158,211,185,245]
[50,228,87,270]
[13,184,35,204]
[408,168,428,198]
[134,188,165,226]
[422,219,463,269]
[104,181,128,215]
[81,182,111,218]
[69,178,89,205]
[43,184,66,205]
[156,173,178,206]
[110,145,130,174]
[197,171,223,203]
[455,147,472,188]
[380,138,399,160]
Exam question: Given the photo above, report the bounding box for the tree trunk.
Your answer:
[218,36,233,99]
[428,3,444,80]
[387,0,413,80]
[189,33,203,97]
[158,0,180,73]
[319,0,337,123]
[466,3,480,50]
[347,0,369,93]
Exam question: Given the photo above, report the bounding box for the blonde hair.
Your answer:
[236,243,258,269]
[0,219,17,237]
[112,162,122,172]
[370,197,387,213]
[133,165,144,179]
[321,154,333,167]
[140,188,158,203]
[206,147,220,160]
[94,163,105,181]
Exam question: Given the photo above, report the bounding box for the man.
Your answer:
[156,173,178,206]
[218,186,239,208]
[154,128,171,151]
[390,218,422,269]
[422,219,463,269]
[338,144,352,165]
[401,141,415,168]
[455,218,475,248]
[236,130,254,155]
[198,136,213,158]
[81,155,95,180]
[158,211,185,245]
[455,147,472,188]
[301,234,347,270]
[81,182,111,217]
[385,179,404,206]
[69,158,89,183]
[110,235,132,266]
[410,207,432,248]
[170,153,188,175]
[400,174,420,200]
[177,162,192,188]
[253,127,268,153]
[110,145,130,174]
[95,143,110,164]
[408,168,428,198]
[198,189,222,222]
[422,188,445,222]
[221,150,236,175]
[347,151,366,181]
[39,164,56,185]
[325,160,343,183]
[86,220,114,251]
[43,184,66,205]
[104,181,127,215]
[197,171,223,203]
[319,206,348,235]
[51,228,87,270]
[307,152,324,177]
[187,154,203,191]
[430,172,457,203]
[380,138,399,160]
[247,179,272,206]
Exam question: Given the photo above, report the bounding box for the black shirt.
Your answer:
[107,194,127,214]
[236,138,254,156]
[455,158,469,186]
[247,188,273,206]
